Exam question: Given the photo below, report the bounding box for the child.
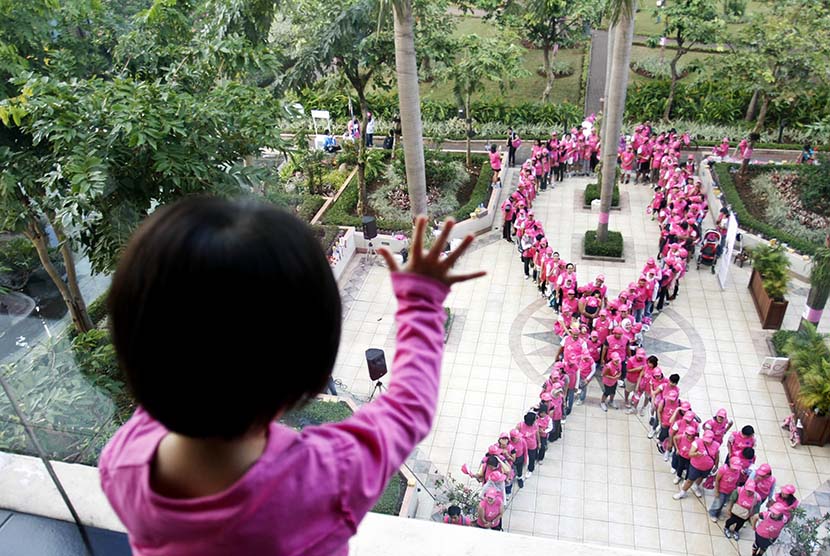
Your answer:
[600,353,622,412]
[99,202,484,555]
[724,479,760,540]
[710,460,744,522]
[489,144,503,189]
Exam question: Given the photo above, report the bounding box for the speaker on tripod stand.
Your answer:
[365,348,388,400]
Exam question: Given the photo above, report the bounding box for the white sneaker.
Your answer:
[672,491,687,500]
[576,399,584,406]
[672,476,681,485]
[562,418,567,424]
[692,485,703,498]
[610,402,619,410]
[639,407,645,416]
[526,471,533,478]
[601,402,608,412]
[710,516,718,522]
[664,452,670,462]
[647,430,655,439]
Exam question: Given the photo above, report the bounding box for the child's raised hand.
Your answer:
[378,216,486,287]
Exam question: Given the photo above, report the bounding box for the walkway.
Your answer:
[584,30,609,118]
[331,168,830,555]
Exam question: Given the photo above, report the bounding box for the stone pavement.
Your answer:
[331,169,830,555]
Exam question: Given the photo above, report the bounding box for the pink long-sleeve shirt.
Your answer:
[99,272,449,556]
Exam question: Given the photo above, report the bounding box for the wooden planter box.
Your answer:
[748,268,789,330]
[782,370,830,446]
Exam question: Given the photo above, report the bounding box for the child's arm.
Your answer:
[314,218,484,527]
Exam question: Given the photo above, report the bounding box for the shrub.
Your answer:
[795,154,830,215]
[752,243,791,300]
[454,156,492,220]
[771,329,797,357]
[298,196,325,222]
[630,56,691,80]
[86,290,110,328]
[536,60,575,78]
[784,323,830,414]
[584,183,619,206]
[750,173,828,246]
[584,230,624,258]
[713,164,820,255]
[0,237,64,291]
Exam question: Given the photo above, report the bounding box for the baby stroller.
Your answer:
[696,229,721,273]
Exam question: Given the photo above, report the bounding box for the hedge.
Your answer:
[713,163,820,256]
[454,155,492,221]
[584,183,619,206]
[771,329,797,357]
[584,230,624,258]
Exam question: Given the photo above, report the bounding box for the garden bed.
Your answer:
[282,399,410,515]
[583,183,620,208]
[713,163,825,255]
[583,230,625,260]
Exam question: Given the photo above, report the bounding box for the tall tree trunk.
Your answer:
[597,9,635,242]
[23,218,92,334]
[465,93,472,168]
[800,285,829,332]
[393,0,428,219]
[603,22,616,117]
[745,89,760,122]
[356,92,369,217]
[663,54,680,121]
[52,224,93,332]
[754,95,770,133]
[542,41,555,102]
[799,244,830,332]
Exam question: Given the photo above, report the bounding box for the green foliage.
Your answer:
[713,164,820,255]
[752,243,791,300]
[785,323,830,414]
[795,155,830,215]
[630,56,693,80]
[455,156,492,220]
[85,289,110,328]
[723,0,747,18]
[584,183,619,206]
[311,224,343,256]
[771,329,797,357]
[584,230,624,258]
[0,236,62,291]
[371,472,406,515]
[780,507,830,556]
[434,473,480,519]
[749,173,828,246]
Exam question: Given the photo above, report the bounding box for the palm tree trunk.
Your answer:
[800,286,829,332]
[356,92,369,217]
[393,0,428,219]
[603,22,616,117]
[597,9,635,242]
[465,93,472,168]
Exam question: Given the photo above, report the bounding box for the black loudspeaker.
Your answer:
[365,348,388,381]
[362,216,378,240]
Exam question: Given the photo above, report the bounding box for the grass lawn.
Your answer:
[627,45,718,84]
[420,15,584,105]
[633,1,770,40]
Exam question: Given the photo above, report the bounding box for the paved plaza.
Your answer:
[331,168,830,555]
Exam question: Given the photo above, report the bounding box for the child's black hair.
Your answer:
[537,404,548,415]
[108,197,342,439]
[447,505,461,517]
[742,425,755,436]
[490,144,497,154]
[487,455,500,467]
[669,373,680,384]
[524,412,537,426]
[742,447,755,460]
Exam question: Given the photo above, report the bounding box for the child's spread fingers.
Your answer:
[410,215,428,261]
[377,248,400,273]
[447,270,487,285]
[442,234,474,268]
[428,218,455,261]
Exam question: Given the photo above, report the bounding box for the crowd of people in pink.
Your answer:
[442,121,801,556]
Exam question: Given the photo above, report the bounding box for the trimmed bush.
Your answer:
[713,164,820,255]
[584,230,624,258]
[584,183,619,207]
[454,156,492,220]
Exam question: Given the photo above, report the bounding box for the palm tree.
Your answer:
[800,243,830,332]
[390,0,428,218]
[596,0,636,241]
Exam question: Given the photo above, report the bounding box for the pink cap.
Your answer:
[730,460,743,470]
[684,411,697,422]
[599,309,608,317]
[743,479,756,492]
[770,502,787,515]
[667,390,679,401]
[653,368,663,377]
[489,470,506,482]
[613,326,624,335]
[596,274,605,282]
[680,401,691,411]
[540,392,553,402]
[636,348,646,356]
[590,330,599,338]
[488,444,501,455]
[688,154,694,160]
[703,430,715,442]
[757,464,772,476]
[647,257,656,266]
[716,408,728,418]
[611,352,621,361]
[510,429,521,439]
[485,487,501,499]
[499,432,510,439]
[781,484,796,495]
[552,381,563,390]
[685,425,697,436]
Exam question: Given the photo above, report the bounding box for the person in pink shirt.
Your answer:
[562,359,579,418]
[655,389,680,450]
[501,199,515,242]
[674,429,721,499]
[631,355,657,416]
[769,484,799,519]
[671,425,698,485]
[489,144,503,189]
[509,428,528,488]
[602,326,629,366]
[624,349,647,410]
[576,351,596,406]
[600,353,623,411]
[593,309,612,344]
[750,464,776,511]
[710,460,744,521]
[518,412,540,477]
[476,487,505,530]
[728,425,756,462]
[443,505,471,526]
[535,405,552,461]
[548,384,565,441]
[752,502,789,555]
[98,204,484,556]
[724,479,761,540]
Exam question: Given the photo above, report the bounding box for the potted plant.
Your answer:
[781,323,830,446]
[749,242,791,329]
[776,507,830,556]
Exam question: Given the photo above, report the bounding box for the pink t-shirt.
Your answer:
[99,273,449,556]
[754,475,776,500]
[690,439,720,471]
[704,418,729,444]
[602,361,621,387]
[755,512,788,540]
[625,356,647,383]
[716,465,741,495]
[520,421,538,450]
[659,399,679,426]
[510,437,527,459]
[490,151,502,171]
[729,431,755,456]
[549,396,564,420]
[676,435,695,459]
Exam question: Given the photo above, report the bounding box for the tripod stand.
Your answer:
[362,240,378,267]
[368,379,386,401]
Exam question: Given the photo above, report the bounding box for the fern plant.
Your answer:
[752,243,791,300]
[785,322,830,414]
